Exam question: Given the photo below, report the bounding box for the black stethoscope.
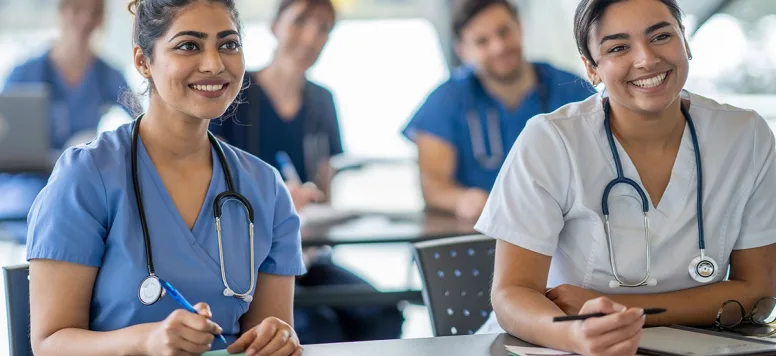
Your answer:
[131,116,258,305]
[468,63,550,169]
[601,98,718,288]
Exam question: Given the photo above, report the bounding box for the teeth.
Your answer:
[191,84,224,92]
[631,72,667,88]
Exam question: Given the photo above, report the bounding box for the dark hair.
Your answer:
[128,0,243,62]
[451,0,518,40]
[274,0,336,24]
[574,0,684,66]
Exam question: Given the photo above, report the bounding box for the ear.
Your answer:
[581,55,600,86]
[133,46,151,79]
[271,20,279,38]
[684,40,693,60]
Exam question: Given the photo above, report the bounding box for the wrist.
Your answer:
[128,322,156,356]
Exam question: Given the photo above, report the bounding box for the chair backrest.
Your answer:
[3,264,31,356]
[412,234,496,337]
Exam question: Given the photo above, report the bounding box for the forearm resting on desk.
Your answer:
[608,244,776,327]
[492,286,576,352]
[419,176,467,214]
[33,323,152,356]
[608,280,772,327]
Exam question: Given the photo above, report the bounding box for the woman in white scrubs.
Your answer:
[26,1,304,355]
[476,0,776,355]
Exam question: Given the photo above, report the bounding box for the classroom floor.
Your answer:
[0,240,433,353]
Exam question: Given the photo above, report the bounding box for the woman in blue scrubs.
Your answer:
[0,0,130,243]
[26,1,304,355]
[210,0,405,344]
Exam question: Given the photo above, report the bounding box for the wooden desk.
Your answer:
[301,211,477,247]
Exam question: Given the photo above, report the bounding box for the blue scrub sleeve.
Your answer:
[26,148,108,267]
[473,117,570,256]
[401,85,457,146]
[259,169,307,275]
[734,115,776,250]
[2,64,34,91]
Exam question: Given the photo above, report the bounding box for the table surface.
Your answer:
[301,333,533,356]
[300,210,478,247]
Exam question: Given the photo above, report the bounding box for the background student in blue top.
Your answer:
[401,0,594,221]
[0,0,130,242]
[26,1,303,355]
[210,0,405,345]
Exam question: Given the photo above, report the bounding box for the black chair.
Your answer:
[3,263,31,356]
[412,234,496,337]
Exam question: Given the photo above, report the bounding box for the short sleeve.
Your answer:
[259,169,307,275]
[26,148,109,267]
[401,84,458,146]
[2,63,37,92]
[473,117,570,256]
[734,114,776,250]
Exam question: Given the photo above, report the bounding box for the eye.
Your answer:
[608,45,627,53]
[175,42,199,52]
[652,33,672,42]
[220,40,241,51]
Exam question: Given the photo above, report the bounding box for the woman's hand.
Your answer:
[568,297,645,356]
[144,303,223,356]
[227,317,302,356]
[546,284,602,316]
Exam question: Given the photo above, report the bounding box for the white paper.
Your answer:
[505,345,576,356]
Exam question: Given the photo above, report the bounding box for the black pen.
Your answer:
[553,308,666,322]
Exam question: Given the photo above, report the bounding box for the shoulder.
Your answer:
[219,141,282,190]
[688,91,773,156]
[94,57,127,83]
[535,62,594,97]
[5,52,49,83]
[304,80,334,99]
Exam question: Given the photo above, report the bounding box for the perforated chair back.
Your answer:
[413,234,496,337]
[3,264,31,356]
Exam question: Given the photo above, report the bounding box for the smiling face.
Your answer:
[456,3,525,84]
[273,1,334,73]
[583,0,691,115]
[134,0,245,121]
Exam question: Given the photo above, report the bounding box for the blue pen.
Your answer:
[159,279,228,345]
[276,151,302,185]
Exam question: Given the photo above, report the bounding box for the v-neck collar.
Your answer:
[592,94,697,227]
[45,51,98,96]
[136,133,223,243]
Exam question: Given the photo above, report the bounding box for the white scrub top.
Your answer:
[475,90,776,333]
[26,121,306,348]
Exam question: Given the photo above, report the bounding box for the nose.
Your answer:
[199,47,225,75]
[633,43,660,70]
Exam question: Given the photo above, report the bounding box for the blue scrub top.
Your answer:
[209,74,343,183]
[0,51,130,242]
[26,122,306,348]
[402,62,594,191]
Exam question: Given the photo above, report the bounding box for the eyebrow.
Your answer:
[599,21,673,45]
[168,30,240,42]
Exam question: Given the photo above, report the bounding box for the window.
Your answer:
[243,18,448,158]
[685,0,776,123]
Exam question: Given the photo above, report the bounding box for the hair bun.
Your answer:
[128,0,142,15]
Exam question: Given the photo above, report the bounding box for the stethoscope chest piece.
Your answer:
[689,255,718,283]
[138,274,165,305]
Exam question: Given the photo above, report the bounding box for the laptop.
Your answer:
[0,85,52,173]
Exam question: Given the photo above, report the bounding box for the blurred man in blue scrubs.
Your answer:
[0,0,130,242]
[402,0,593,221]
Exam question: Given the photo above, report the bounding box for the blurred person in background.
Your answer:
[402,0,593,222]
[0,0,130,242]
[210,0,405,345]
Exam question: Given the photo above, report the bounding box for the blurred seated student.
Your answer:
[0,0,130,242]
[210,0,405,344]
[476,0,776,355]
[401,0,593,222]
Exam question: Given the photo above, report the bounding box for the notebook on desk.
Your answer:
[638,326,776,356]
